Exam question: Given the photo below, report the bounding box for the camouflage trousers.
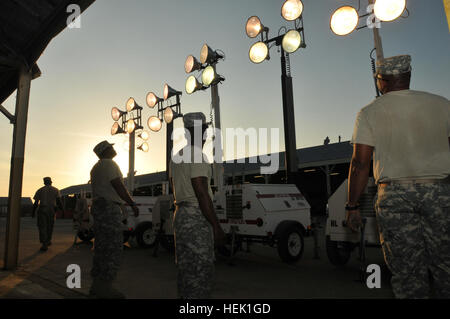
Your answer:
[90,198,123,281]
[375,182,450,298]
[173,204,215,299]
[37,206,55,244]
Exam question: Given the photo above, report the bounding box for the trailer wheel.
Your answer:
[160,235,175,252]
[136,223,157,248]
[325,235,352,266]
[277,224,304,263]
[77,229,94,242]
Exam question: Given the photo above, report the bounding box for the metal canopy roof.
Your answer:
[0,0,95,104]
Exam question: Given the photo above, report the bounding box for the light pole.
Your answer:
[330,0,408,96]
[110,98,149,193]
[147,85,182,185]
[245,0,306,184]
[184,44,225,193]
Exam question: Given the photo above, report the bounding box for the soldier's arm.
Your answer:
[347,143,373,232]
[32,200,39,215]
[191,176,225,245]
[110,178,139,216]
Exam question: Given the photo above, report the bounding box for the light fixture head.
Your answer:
[126,119,136,134]
[282,29,302,53]
[163,83,182,100]
[374,0,406,22]
[185,75,206,94]
[200,44,224,65]
[139,130,149,141]
[185,55,203,73]
[281,0,304,21]
[249,41,269,64]
[111,107,126,121]
[330,6,359,36]
[201,65,224,87]
[246,16,265,38]
[126,97,142,112]
[146,92,163,108]
[164,107,175,124]
[138,142,149,153]
[148,116,162,132]
[111,122,125,135]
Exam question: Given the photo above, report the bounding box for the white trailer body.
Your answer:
[214,183,311,262]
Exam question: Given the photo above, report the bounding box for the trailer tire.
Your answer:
[325,235,352,266]
[136,223,157,248]
[277,224,304,263]
[160,235,175,252]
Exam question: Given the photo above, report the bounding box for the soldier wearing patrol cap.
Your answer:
[89,140,139,299]
[169,112,226,299]
[347,55,450,298]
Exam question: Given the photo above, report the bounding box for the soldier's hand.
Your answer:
[213,226,226,247]
[346,209,362,233]
[131,204,139,217]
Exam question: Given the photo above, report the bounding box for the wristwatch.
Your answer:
[345,203,360,211]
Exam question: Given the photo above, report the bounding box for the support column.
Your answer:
[4,66,32,270]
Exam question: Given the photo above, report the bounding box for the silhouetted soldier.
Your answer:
[32,177,63,251]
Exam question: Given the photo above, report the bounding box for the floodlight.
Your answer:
[164,84,182,100]
[249,42,269,64]
[330,6,359,36]
[146,92,163,108]
[164,107,175,124]
[111,122,125,135]
[139,130,149,141]
[282,30,302,53]
[246,16,266,38]
[126,119,136,134]
[138,142,149,153]
[185,75,205,94]
[200,44,224,64]
[148,116,162,132]
[126,97,142,112]
[185,55,203,73]
[111,107,126,121]
[374,0,406,22]
[201,65,223,86]
[281,0,304,21]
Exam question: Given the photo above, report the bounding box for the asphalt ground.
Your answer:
[0,217,394,299]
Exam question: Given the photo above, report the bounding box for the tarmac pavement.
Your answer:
[0,217,394,299]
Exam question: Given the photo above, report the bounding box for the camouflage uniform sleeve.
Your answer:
[351,109,376,147]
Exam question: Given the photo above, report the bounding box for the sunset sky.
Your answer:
[0,0,449,198]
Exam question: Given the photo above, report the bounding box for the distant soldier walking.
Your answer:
[89,141,139,299]
[347,55,450,298]
[32,177,63,251]
[170,112,225,299]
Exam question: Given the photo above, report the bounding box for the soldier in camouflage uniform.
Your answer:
[170,113,225,299]
[347,55,450,298]
[89,141,139,299]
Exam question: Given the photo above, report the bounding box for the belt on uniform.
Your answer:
[176,202,199,209]
[378,176,450,186]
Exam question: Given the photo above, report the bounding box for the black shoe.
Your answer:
[47,241,52,246]
[40,244,48,251]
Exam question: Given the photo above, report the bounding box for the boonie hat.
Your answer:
[94,140,114,157]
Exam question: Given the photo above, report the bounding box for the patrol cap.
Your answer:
[376,55,411,76]
[43,177,52,184]
[93,140,114,157]
[183,112,207,128]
